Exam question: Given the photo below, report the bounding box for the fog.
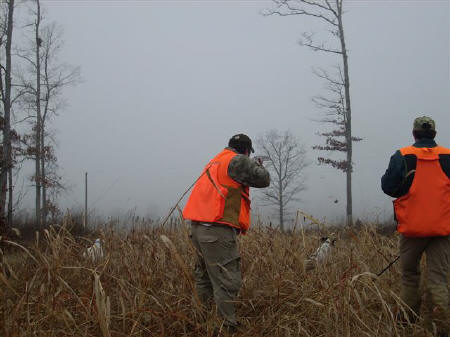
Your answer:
[17,0,449,224]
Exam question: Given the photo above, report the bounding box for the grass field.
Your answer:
[0,217,447,337]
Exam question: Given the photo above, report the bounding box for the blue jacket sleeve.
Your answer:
[381,150,405,198]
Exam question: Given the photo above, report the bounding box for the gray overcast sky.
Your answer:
[21,0,449,223]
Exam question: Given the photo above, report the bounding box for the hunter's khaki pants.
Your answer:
[190,223,242,327]
[399,235,450,322]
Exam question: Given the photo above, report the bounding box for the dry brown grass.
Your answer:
[0,219,444,337]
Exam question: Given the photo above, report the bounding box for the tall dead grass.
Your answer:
[0,219,443,337]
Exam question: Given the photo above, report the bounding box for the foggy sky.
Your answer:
[19,0,449,224]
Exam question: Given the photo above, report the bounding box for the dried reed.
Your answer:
[0,219,444,337]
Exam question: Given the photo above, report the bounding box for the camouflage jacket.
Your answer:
[226,147,270,188]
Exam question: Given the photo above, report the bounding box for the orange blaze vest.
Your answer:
[183,149,251,233]
[394,146,450,237]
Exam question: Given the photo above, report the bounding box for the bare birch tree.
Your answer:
[256,130,308,232]
[0,0,15,232]
[267,0,360,226]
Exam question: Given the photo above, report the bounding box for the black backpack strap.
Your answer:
[439,154,450,179]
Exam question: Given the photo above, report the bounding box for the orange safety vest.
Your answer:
[394,145,450,237]
[183,149,251,233]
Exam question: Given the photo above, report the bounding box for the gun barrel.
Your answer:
[253,155,270,162]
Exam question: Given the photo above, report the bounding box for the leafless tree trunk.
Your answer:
[279,180,283,230]
[256,130,308,232]
[267,0,358,226]
[338,10,353,226]
[34,0,42,227]
[7,163,12,224]
[40,121,46,225]
[0,0,15,232]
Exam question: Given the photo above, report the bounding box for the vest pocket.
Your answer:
[238,192,251,228]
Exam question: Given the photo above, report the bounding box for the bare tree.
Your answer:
[17,1,80,227]
[0,0,15,232]
[34,0,42,227]
[267,0,360,226]
[256,130,308,232]
[12,0,42,226]
[39,22,79,226]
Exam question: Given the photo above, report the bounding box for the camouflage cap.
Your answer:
[413,116,435,131]
[228,133,255,153]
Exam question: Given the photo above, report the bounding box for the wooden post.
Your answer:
[84,172,87,228]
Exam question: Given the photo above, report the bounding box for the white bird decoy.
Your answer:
[84,238,104,262]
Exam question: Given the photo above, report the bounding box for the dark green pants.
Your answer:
[190,222,242,327]
[399,235,449,327]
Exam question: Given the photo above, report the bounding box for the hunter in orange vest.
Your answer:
[183,148,252,233]
[183,134,270,335]
[382,116,450,337]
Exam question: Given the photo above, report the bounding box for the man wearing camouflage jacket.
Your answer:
[381,116,450,337]
[183,134,270,335]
